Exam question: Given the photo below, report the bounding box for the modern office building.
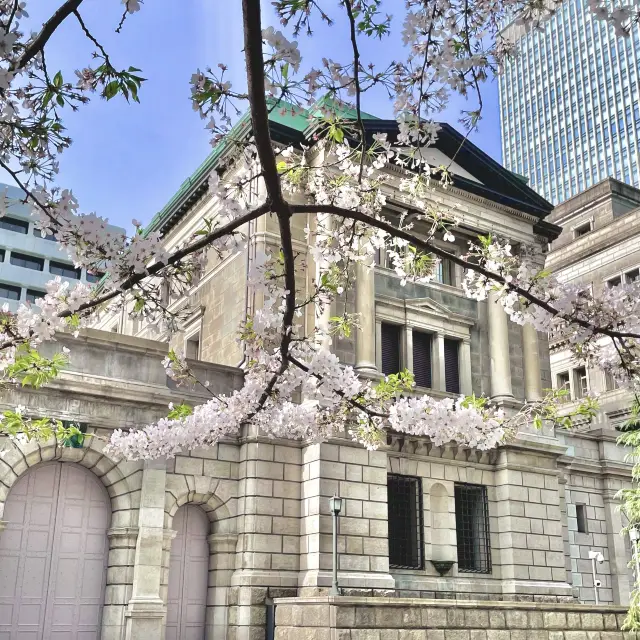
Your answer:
[499,0,640,204]
[0,183,125,311]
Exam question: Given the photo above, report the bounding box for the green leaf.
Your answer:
[104,80,120,100]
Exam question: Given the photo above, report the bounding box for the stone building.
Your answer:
[0,112,636,640]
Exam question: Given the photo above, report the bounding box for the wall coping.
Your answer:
[272,596,629,614]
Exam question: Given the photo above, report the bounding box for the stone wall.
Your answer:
[274,596,638,640]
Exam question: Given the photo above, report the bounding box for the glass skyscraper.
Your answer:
[498,0,640,204]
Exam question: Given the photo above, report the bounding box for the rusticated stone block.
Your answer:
[464,610,489,628]
[505,610,528,629]
[543,612,567,630]
[581,614,605,631]
[422,608,447,628]
[375,608,403,628]
[354,607,376,627]
[446,609,465,628]
[489,611,506,629]
[442,631,470,640]
[401,609,421,628]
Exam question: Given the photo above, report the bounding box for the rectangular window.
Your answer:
[49,260,81,280]
[455,483,492,573]
[576,503,588,534]
[607,275,622,288]
[625,268,640,283]
[605,371,618,392]
[25,289,45,305]
[444,338,460,394]
[381,323,401,376]
[186,332,201,359]
[0,248,4,262]
[9,251,44,272]
[32,227,57,241]
[574,367,588,399]
[557,371,570,396]
[86,271,105,284]
[436,258,455,286]
[574,221,592,238]
[0,216,29,234]
[387,474,423,569]
[412,331,432,389]
[0,283,21,301]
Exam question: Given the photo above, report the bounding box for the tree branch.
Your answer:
[12,0,85,71]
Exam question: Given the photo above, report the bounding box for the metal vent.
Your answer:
[387,474,423,569]
[455,483,491,573]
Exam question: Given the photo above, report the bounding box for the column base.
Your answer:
[354,362,378,375]
[124,598,166,640]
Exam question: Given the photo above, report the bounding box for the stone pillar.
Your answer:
[460,339,473,396]
[375,320,382,372]
[315,212,333,350]
[207,533,238,640]
[125,460,167,640]
[488,291,514,401]
[434,333,446,392]
[403,326,413,376]
[355,255,377,373]
[523,323,544,402]
[603,482,631,605]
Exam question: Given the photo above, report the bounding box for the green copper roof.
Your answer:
[144,98,379,236]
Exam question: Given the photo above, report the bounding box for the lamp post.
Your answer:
[588,550,604,605]
[329,495,343,596]
[630,527,640,589]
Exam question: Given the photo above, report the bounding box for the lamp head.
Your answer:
[329,495,343,515]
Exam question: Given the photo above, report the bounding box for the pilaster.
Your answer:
[460,339,473,396]
[523,323,544,402]
[355,256,377,373]
[124,460,167,640]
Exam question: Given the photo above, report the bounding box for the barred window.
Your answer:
[387,474,423,569]
[455,483,491,573]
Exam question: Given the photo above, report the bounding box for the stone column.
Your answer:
[488,291,514,401]
[434,333,446,392]
[315,212,333,350]
[124,460,167,640]
[603,483,631,605]
[403,326,413,376]
[375,320,382,372]
[355,255,377,373]
[523,323,544,402]
[460,339,473,396]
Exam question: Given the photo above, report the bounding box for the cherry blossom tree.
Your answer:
[1,0,640,532]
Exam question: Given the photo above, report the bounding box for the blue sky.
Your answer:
[4,1,501,233]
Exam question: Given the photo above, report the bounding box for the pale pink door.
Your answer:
[166,505,209,640]
[0,462,110,640]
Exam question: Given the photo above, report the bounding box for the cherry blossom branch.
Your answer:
[12,0,85,71]
[290,203,640,342]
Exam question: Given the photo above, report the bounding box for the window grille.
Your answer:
[455,483,491,573]
[381,323,401,376]
[387,474,423,569]
[444,338,460,394]
[412,331,432,388]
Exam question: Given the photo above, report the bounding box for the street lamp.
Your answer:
[630,527,640,589]
[329,495,343,596]
[588,550,604,604]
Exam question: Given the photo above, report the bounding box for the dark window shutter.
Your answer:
[412,331,432,388]
[387,474,424,569]
[381,323,401,375]
[444,338,460,394]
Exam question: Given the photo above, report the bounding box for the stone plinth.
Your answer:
[274,596,638,640]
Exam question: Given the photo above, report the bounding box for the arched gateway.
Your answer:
[0,462,110,639]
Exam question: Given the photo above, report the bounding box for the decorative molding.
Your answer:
[385,433,497,465]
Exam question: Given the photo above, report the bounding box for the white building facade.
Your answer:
[0,183,125,311]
